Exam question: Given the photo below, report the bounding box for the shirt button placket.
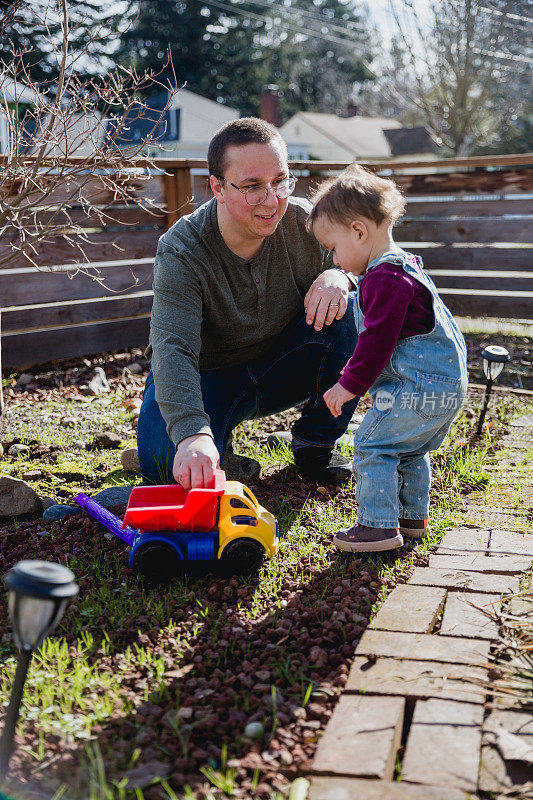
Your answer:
[253,272,264,311]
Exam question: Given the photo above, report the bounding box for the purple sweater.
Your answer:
[339,261,435,397]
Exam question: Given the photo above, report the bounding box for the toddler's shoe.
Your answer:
[399,518,430,539]
[333,523,403,553]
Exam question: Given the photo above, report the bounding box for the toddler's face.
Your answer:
[312,216,369,276]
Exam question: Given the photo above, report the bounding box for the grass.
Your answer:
[1,396,140,500]
[1,387,532,799]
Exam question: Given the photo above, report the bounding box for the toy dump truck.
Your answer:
[75,469,278,581]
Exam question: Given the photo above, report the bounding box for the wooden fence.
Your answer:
[1,153,532,370]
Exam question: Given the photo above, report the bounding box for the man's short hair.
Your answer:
[208,117,287,178]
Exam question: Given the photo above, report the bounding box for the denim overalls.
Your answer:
[352,248,468,529]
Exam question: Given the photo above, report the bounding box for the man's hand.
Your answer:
[173,433,220,489]
[324,382,356,418]
[304,269,350,331]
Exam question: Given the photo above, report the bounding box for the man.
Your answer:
[138,117,359,488]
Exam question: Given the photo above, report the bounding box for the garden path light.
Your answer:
[0,561,78,780]
[476,345,511,436]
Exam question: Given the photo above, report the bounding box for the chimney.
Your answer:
[345,101,359,118]
[260,85,281,127]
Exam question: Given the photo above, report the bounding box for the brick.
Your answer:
[509,591,533,616]
[460,506,531,531]
[312,695,404,780]
[500,435,533,449]
[409,567,520,594]
[483,486,522,510]
[437,526,490,554]
[479,743,533,792]
[519,485,533,507]
[308,778,471,800]
[484,708,533,737]
[428,553,532,573]
[402,699,483,791]
[490,529,533,556]
[509,413,533,427]
[357,629,489,664]
[370,584,446,633]
[440,592,500,640]
[479,709,533,791]
[346,658,487,703]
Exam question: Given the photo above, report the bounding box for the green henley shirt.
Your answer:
[149,195,332,447]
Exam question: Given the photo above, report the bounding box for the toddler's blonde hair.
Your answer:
[307,163,406,231]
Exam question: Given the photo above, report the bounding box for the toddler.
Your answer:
[308,165,468,552]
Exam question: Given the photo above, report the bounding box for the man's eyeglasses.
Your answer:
[218,173,297,206]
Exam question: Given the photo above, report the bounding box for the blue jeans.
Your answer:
[138,294,359,483]
[352,370,466,528]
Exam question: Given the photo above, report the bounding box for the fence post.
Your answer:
[164,166,194,228]
[0,309,4,415]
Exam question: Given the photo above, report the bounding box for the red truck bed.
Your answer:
[123,469,226,533]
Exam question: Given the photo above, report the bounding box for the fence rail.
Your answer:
[1,153,532,369]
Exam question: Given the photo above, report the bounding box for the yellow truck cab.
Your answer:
[218,481,279,563]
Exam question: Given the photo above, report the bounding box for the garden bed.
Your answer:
[0,344,531,800]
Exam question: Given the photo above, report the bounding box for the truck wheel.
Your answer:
[220,538,265,574]
[133,542,181,583]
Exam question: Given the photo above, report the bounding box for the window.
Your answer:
[231,516,258,526]
[243,488,256,506]
[230,498,249,509]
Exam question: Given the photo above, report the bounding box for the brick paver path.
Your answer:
[309,413,533,799]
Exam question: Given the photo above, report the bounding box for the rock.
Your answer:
[221,449,260,482]
[42,504,81,521]
[71,440,86,450]
[121,447,141,473]
[87,367,110,396]
[21,470,42,480]
[244,721,264,740]
[41,497,57,510]
[127,362,144,374]
[264,688,284,708]
[92,431,122,449]
[8,444,30,456]
[60,416,77,427]
[279,750,293,766]
[16,373,34,387]
[125,761,170,790]
[122,397,142,418]
[0,476,43,518]
[93,486,133,508]
[0,443,3,458]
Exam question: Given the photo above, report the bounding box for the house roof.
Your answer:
[1,77,43,105]
[384,125,439,156]
[284,112,402,159]
[107,88,239,148]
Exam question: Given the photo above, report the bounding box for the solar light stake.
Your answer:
[0,650,31,779]
[476,345,510,436]
[0,561,78,780]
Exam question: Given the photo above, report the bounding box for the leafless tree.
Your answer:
[0,0,177,410]
[367,0,532,155]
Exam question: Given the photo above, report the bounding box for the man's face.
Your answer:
[214,140,290,241]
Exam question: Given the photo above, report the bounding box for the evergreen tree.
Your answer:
[115,0,224,94]
[259,0,373,118]
[114,0,373,118]
[0,0,116,85]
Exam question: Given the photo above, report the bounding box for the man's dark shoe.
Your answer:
[221,442,261,482]
[334,523,403,553]
[266,431,292,448]
[293,445,353,484]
